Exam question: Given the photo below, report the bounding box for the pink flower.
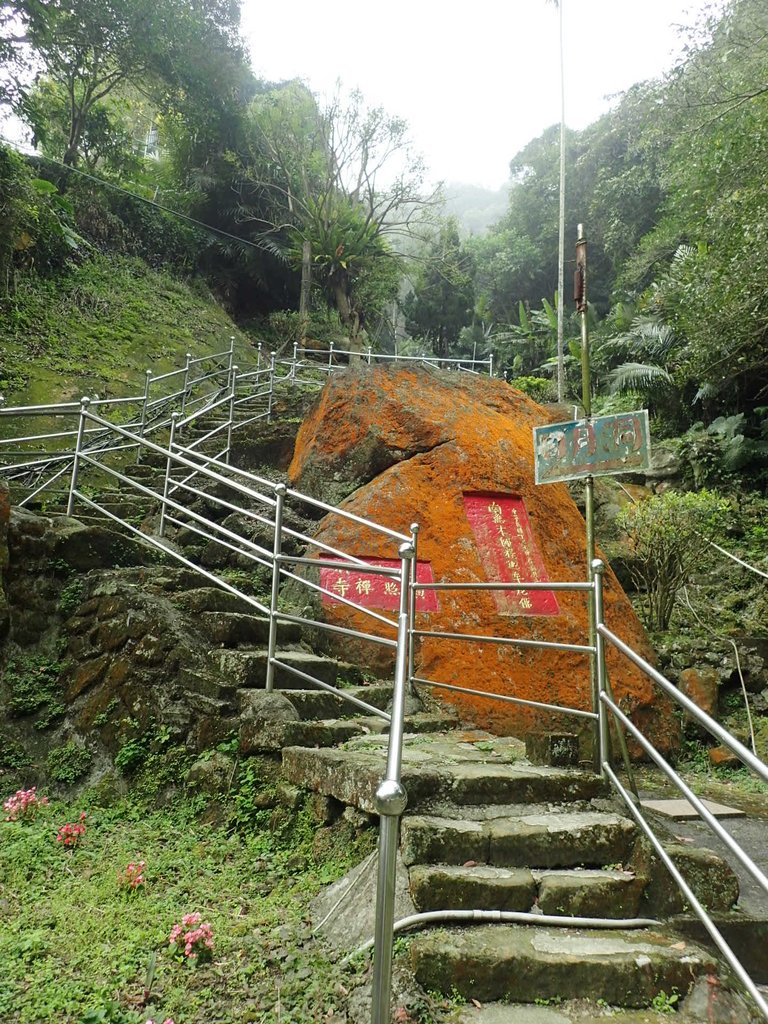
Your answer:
[168,913,214,962]
[56,813,86,848]
[3,787,49,822]
[118,859,146,890]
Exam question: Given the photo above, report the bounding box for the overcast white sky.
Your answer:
[243,0,716,190]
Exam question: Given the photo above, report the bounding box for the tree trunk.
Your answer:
[334,280,364,358]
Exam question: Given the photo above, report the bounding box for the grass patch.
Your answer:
[0,790,376,1023]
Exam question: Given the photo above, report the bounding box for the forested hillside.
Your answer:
[0,0,766,487]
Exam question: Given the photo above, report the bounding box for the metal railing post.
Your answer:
[228,335,235,373]
[180,353,192,420]
[159,412,178,538]
[328,341,334,371]
[489,352,494,377]
[370,542,414,1024]
[265,483,286,692]
[225,365,237,464]
[67,397,90,515]
[367,346,373,365]
[267,351,276,423]
[407,523,419,691]
[592,559,610,774]
[291,342,298,384]
[137,370,152,463]
[256,341,263,370]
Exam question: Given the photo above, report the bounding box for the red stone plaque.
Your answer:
[462,493,560,616]
[320,559,439,611]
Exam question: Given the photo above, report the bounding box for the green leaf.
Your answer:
[30,178,58,195]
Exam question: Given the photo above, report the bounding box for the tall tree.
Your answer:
[403,218,474,359]
[241,85,436,348]
[9,0,245,167]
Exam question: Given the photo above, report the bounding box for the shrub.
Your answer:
[508,375,557,403]
[616,489,730,632]
[46,741,92,784]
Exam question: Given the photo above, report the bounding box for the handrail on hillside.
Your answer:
[2,342,768,1022]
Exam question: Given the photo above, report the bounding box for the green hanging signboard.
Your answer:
[533,409,651,484]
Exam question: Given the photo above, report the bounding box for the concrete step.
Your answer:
[282,731,607,815]
[410,924,717,1007]
[400,810,638,869]
[407,863,645,919]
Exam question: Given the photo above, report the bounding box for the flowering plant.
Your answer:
[168,912,214,963]
[144,1019,175,1024]
[3,787,49,822]
[118,859,146,891]
[56,811,86,848]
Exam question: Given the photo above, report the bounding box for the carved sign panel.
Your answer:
[320,558,439,611]
[533,410,651,484]
[463,493,560,616]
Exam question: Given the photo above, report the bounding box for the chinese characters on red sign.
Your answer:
[319,559,439,611]
[462,493,560,616]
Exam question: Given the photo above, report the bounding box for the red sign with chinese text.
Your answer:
[319,559,439,611]
[463,493,560,616]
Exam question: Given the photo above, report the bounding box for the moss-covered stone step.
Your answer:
[535,867,646,918]
[410,924,717,1006]
[409,864,538,913]
[282,733,607,815]
[172,586,258,615]
[199,610,274,645]
[281,683,394,719]
[212,648,339,689]
[400,810,638,868]
[407,863,646,918]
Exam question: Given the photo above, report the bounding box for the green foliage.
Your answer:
[46,741,93,784]
[114,738,149,776]
[679,414,768,489]
[5,654,65,728]
[509,375,557,403]
[650,989,679,1013]
[403,218,475,358]
[617,490,731,632]
[0,144,76,286]
[59,577,85,617]
[0,794,372,1023]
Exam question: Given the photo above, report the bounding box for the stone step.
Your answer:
[240,717,369,755]
[211,648,339,689]
[410,924,717,1007]
[407,864,645,919]
[400,810,638,869]
[281,683,394,719]
[199,611,298,646]
[178,671,237,712]
[172,586,262,616]
[282,732,607,815]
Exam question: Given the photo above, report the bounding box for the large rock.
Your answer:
[288,366,677,752]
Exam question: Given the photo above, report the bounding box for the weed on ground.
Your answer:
[0,791,376,1023]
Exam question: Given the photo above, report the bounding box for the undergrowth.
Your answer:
[0,788,376,1023]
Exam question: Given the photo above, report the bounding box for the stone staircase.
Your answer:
[10,407,754,1014]
[283,730,741,1010]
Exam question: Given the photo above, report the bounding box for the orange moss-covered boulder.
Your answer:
[289,366,677,753]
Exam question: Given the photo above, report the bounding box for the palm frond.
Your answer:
[608,362,673,394]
